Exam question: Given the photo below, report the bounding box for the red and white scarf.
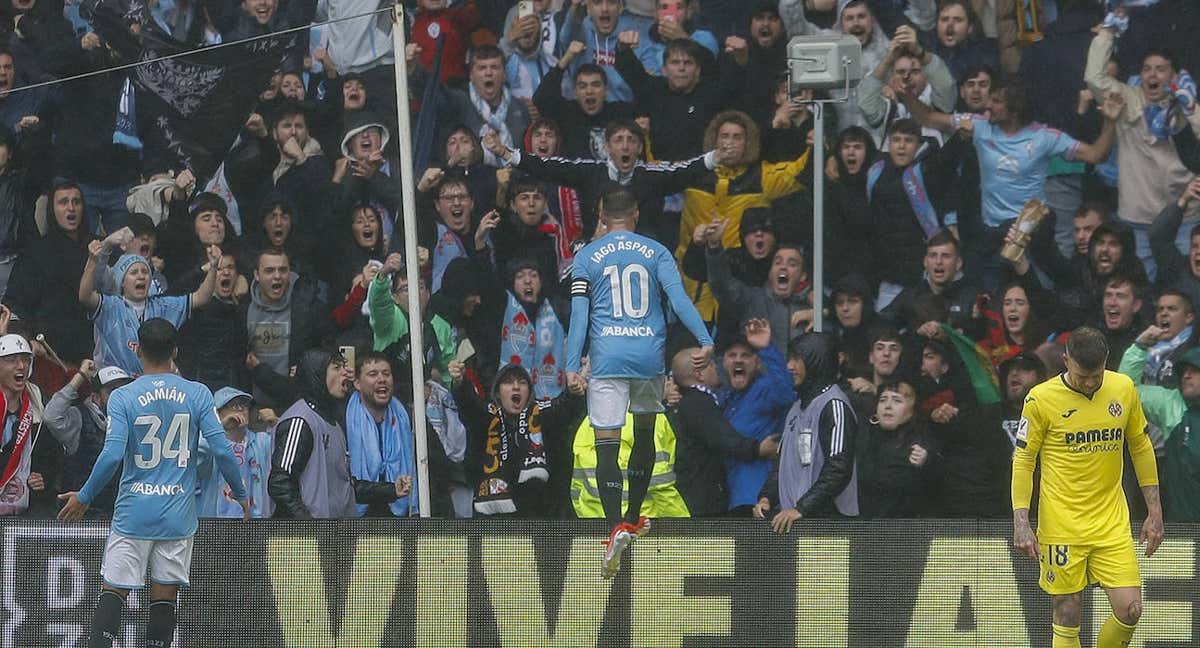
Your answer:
[0,389,36,514]
[0,390,33,487]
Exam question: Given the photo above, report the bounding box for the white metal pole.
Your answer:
[391,5,431,517]
[811,102,824,333]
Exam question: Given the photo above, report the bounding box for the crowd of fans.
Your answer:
[0,0,1195,524]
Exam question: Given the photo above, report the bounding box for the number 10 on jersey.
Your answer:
[602,264,649,319]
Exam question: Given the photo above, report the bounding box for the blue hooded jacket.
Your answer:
[719,344,795,508]
[558,10,655,103]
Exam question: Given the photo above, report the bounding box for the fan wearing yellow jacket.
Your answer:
[676,110,811,322]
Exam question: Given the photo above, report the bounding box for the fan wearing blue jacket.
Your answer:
[558,0,656,103]
[719,318,795,513]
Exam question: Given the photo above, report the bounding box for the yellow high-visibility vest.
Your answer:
[570,413,690,518]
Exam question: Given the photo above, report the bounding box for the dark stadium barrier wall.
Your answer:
[4,519,1196,647]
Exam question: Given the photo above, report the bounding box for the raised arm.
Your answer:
[1072,92,1122,165]
[187,245,222,309]
[78,240,105,312]
[485,129,599,192]
[43,363,95,455]
[897,89,955,134]
[1084,27,1137,111]
[198,390,249,508]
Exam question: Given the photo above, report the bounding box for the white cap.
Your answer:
[97,366,133,387]
[0,334,31,358]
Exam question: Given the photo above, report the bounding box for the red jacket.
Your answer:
[411,2,480,83]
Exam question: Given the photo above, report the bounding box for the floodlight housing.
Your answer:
[787,35,864,92]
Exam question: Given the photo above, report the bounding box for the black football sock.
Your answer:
[89,590,124,648]
[146,599,177,648]
[595,437,624,527]
[623,417,656,524]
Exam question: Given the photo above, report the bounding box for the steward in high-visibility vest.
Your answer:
[570,413,690,518]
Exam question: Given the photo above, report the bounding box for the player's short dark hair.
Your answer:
[775,242,806,262]
[926,229,961,255]
[1066,326,1109,371]
[355,350,392,376]
[887,118,921,139]
[138,318,178,363]
[599,187,638,221]
[255,246,290,270]
[574,63,607,85]
[1157,289,1195,315]
[876,380,917,403]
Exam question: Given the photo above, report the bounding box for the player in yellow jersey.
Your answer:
[1012,327,1164,648]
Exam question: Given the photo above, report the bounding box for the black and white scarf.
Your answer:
[473,401,550,515]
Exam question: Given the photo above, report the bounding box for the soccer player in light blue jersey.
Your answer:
[59,318,248,648]
[565,187,713,578]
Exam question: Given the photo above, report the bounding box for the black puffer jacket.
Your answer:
[856,418,939,518]
[3,218,95,362]
[867,136,967,287]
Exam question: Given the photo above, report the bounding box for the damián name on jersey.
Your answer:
[136,385,189,407]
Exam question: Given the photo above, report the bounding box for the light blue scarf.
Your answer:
[431,222,468,293]
[469,82,512,167]
[499,292,566,399]
[346,391,415,517]
[1147,325,1193,384]
[1130,70,1197,141]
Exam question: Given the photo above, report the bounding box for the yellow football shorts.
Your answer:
[1038,538,1141,595]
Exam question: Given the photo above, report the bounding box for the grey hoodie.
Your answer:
[247,271,299,396]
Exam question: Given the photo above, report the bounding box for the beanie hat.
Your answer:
[113,254,151,294]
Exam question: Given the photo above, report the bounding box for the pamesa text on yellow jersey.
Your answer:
[1012,371,1158,545]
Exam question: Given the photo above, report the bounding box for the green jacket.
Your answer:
[1119,344,1200,521]
[368,274,456,384]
